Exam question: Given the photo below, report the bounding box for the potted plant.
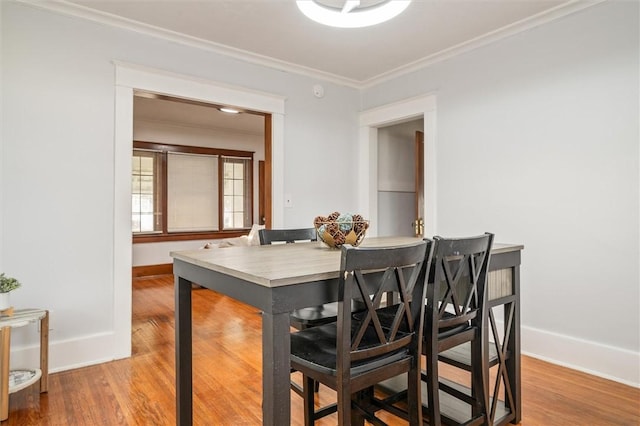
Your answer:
[0,273,21,310]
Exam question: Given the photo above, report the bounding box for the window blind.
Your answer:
[167,152,219,232]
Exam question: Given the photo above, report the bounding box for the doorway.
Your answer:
[357,94,437,239]
[131,93,268,245]
[113,62,286,359]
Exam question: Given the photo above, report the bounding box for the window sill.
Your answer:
[133,230,248,244]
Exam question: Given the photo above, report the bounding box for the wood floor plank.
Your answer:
[4,275,639,425]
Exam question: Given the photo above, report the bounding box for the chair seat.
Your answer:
[436,314,472,339]
[439,341,502,370]
[291,321,413,377]
[290,303,339,328]
[357,306,471,339]
[291,300,369,329]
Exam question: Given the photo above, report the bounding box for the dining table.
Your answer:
[171,236,523,426]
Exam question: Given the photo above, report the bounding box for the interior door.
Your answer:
[413,131,425,237]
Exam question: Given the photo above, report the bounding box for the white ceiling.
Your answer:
[44,0,598,87]
[134,94,266,134]
[34,0,597,131]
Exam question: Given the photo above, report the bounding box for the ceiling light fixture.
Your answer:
[219,107,240,114]
[296,0,411,29]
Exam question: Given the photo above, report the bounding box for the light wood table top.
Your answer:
[171,236,523,288]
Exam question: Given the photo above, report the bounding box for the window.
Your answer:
[223,157,252,229]
[132,150,162,233]
[132,141,253,243]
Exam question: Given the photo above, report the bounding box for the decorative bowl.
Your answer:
[314,212,369,249]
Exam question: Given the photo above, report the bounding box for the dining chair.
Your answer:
[374,233,494,426]
[290,240,434,425]
[424,233,493,426]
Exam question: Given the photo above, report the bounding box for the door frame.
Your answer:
[113,61,286,359]
[357,94,437,238]
[414,130,425,237]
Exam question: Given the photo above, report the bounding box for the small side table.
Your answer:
[0,309,49,421]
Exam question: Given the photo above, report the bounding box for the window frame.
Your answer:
[221,156,253,230]
[132,140,254,244]
[131,149,163,234]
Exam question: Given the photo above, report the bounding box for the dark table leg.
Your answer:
[175,276,193,426]
[508,266,521,424]
[262,311,291,425]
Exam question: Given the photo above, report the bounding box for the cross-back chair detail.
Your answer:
[422,233,494,426]
[486,298,515,423]
[290,240,433,426]
[428,237,490,336]
[344,256,421,361]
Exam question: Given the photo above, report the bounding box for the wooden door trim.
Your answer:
[264,115,272,229]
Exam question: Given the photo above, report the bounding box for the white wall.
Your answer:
[0,0,3,272]
[280,78,361,228]
[132,119,264,266]
[2,0,638,386]
[363,1,639,385]
[1,2,359,371]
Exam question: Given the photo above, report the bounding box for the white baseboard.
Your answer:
[9,325,640,389]
[521,325,640,388]
[9,332,120,373]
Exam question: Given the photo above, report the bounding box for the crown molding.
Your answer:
[19,0,605,90]
[360,0,607,88]
[18,0,362,88]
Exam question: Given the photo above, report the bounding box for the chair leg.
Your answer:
[349,389,371,425]
[337,380,351,426]
[303,375,316,426]
[470,338,488,423]
[424,353,441,426]
[407,357,423,426]
[352,398,388,426]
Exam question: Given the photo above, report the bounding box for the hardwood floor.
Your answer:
[5,275,639,425]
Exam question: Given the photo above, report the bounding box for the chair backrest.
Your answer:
[337,240,433,371]
[426,233,494,337]
[258,228,317,245]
